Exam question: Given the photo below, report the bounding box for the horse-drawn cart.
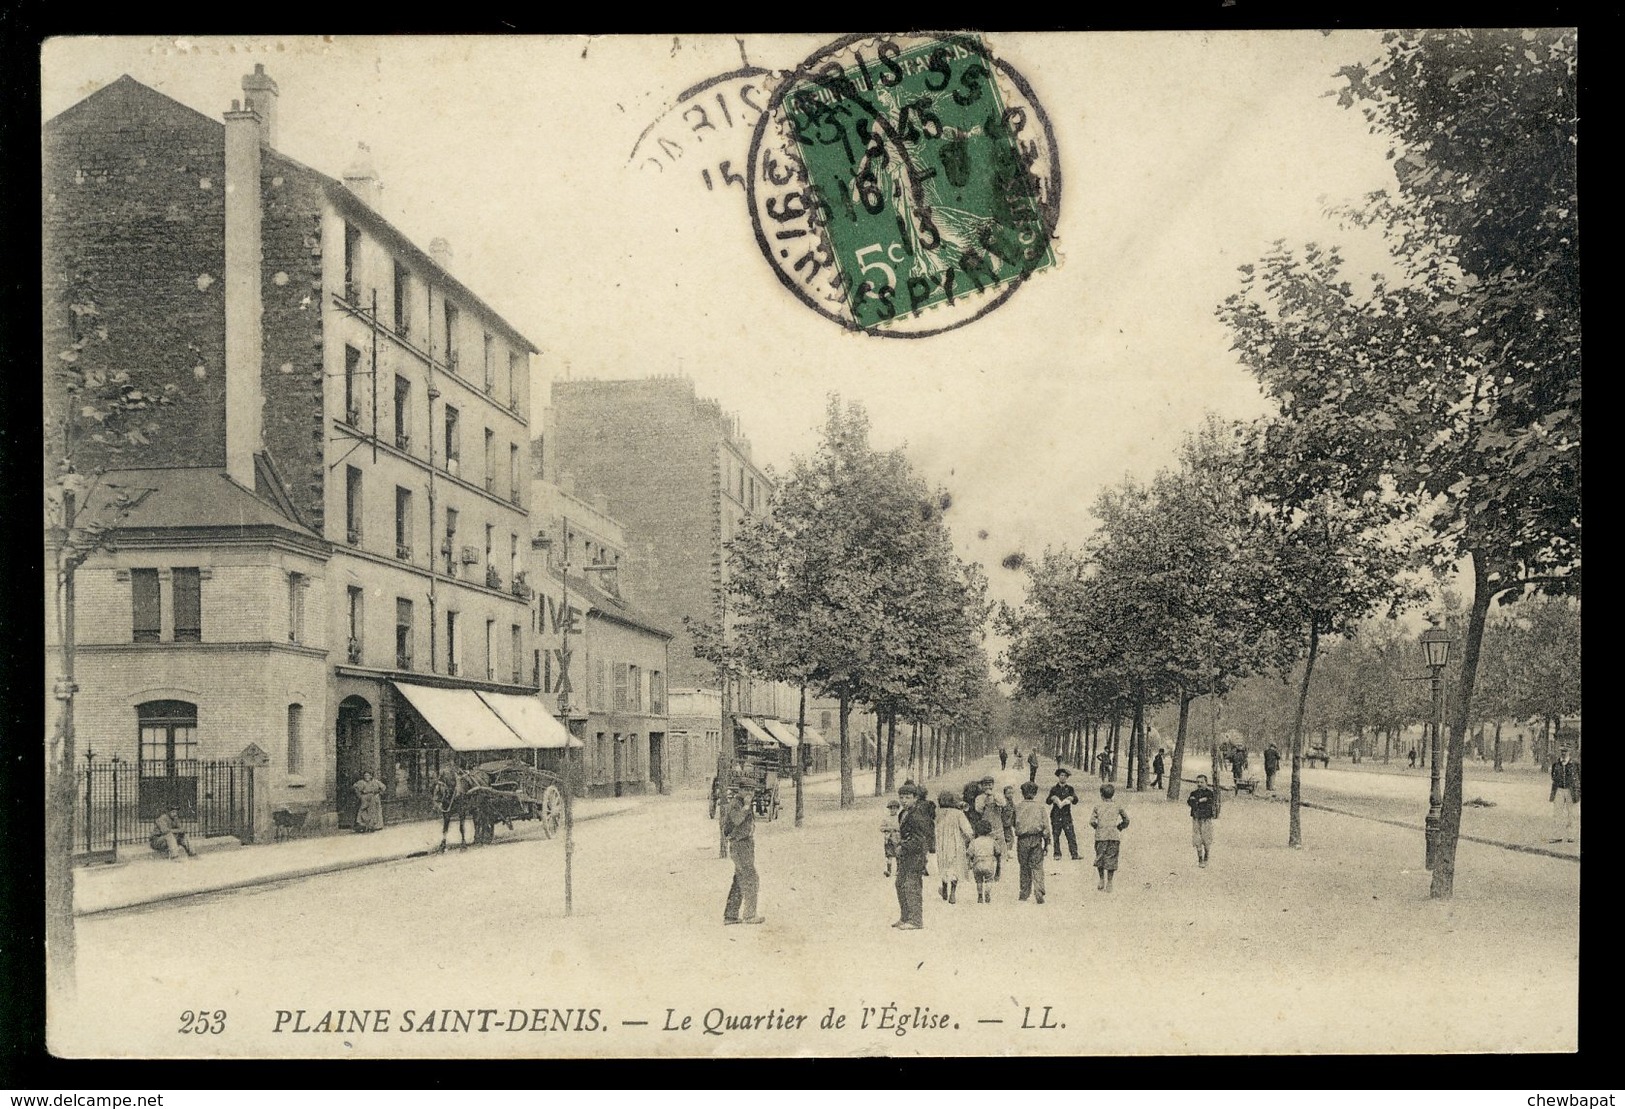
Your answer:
[435,759,565,849]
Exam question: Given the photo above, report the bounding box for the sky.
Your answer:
[41,33,1405,614]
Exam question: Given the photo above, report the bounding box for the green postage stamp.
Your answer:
[749,33,1061,337]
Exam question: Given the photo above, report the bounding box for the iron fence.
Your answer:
[74,756,256,859]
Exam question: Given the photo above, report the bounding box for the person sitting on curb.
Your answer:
[150,806,198,860]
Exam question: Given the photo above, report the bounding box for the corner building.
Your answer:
[44,68,545,831]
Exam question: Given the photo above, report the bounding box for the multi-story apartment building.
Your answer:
[44,68,555,832]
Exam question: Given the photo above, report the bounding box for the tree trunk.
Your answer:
[838,692,855,808]
[873,712,884,797]
[1288,622,1322,849]
[47,517,79,1005]
[1432,552,1493,900]
[1133,696,1148,791]
[795,685,807,826]
[1167,691,1192,801]
[885,711,896,792]
[1493,719,1503,772]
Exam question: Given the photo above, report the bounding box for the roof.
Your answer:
[541,567,674,640]
[74,467,322,542]
[47,75,540,356]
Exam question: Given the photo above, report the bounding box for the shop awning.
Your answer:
[737,716,779,747]
[802,725,832,748]
[392,682,532,752]
[477,691,584,748]
[759,717,829,749]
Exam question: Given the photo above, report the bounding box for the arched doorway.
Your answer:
[137,699,198,819]
[335,695,374,828]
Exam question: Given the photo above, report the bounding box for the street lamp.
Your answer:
[1419,618,1455,870]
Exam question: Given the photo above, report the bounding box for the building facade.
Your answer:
[45,68,547,831]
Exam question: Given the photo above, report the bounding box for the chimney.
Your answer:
[223,98,265,488]
[429,237,454,271]
[241,63,279,147]
[342,142,383,210]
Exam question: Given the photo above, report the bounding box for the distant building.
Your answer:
[44,68,555,834]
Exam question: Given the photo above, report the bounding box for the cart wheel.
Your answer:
[538,784,564,838]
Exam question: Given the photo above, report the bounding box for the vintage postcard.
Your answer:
[41,32,1579,1059]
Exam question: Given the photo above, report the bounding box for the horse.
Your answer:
[431,767,512,851]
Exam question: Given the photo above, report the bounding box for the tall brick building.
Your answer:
[44,68,559,832]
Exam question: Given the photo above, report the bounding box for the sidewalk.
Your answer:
[73,794,645,917]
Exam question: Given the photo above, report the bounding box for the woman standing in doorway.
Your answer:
[353,769,386,833]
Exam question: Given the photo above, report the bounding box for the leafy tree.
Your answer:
[1221,29,1579,894]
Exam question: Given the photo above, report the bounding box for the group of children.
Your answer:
[882,776,1133,901]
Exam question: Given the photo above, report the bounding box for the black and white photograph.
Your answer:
[38,31,1579,1060]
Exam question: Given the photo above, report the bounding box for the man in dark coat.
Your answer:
[893,783,933,929]
[1027,750,1040,784]
[1549,746,1580,843]
[999,746,1009,770]
[1187,774,1219,867]
[1046,767,1082,861]
[1263,744,1281,791]
[1152,748,1167,790]
[722,793,763,925]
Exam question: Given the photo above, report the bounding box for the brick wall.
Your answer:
[551,379,724,687]
[44,80,230,470]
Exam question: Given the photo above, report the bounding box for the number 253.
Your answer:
[179,1009,226,1034]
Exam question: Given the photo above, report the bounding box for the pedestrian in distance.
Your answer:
[1027,750,1040,784]
[969,827,999,903]
[150,805,198,860]
[722,792,763,925]
[1152,748,1166,790]
[1229,745,1248,791]
[1096,747,1112,782]
[893,783,932,929]
[1013,781,1050,904]
[881,798,901,878]
[1089,782,1130,892]
[353,769,386,833]
[999,746,1009,771]
[1046,767,1082,861]
[1548,746,1580,843]
[1408,747,1417,769]
[1263,744,1281,792]
[935,792,974,904]
[1187,774,1219,867]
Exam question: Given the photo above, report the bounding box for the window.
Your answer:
[484,428,495,491]
[483,333,495,392]
[393,261,411,335]
[509,444,521,504]
[131,568,160,643]
[443,301,460,371]
[395,598,414,669]
[343,222,361,302]
[628,665,642,713]
[508,351,521,405]
[511,624,523,685]
[287,704,305,775]
[614,663,629,712]
[485,619,495,680]
[347,586,363,663]
[393,376,411,451]
[138,699,198,776]
[288,572,306,643]
[593,659,608,712]
[172,568,201,643]
[748,475,756,512]
[651,670,666,716]
[395,488,413,560]
[344,346,362,425]
[444,406,460,475]
[534,433,544,480]
[444,508,459,576]
[345,466,363,544]
[446,611,460,676]
[510,533,519,579]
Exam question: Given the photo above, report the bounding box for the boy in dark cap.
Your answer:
[1187,774,1219,867]
[1046,767,1082,861]
[893,783,933,929]
[1013,781,1050,904]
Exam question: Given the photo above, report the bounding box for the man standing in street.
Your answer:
[722,792,764,925]
[1096,747,1112,782]
[1187,774,1219,867]
[999,746,1009,771]
[893,783,932,929]
[1046,767,1082,861]
[1548,746,1580,843]
[1264,744,1281,792]
[1152,748,1166,790]
[1013,781,1050,904]
[1027,750,1040,784]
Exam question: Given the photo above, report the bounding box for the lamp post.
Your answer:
[1419,618,1455,870]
